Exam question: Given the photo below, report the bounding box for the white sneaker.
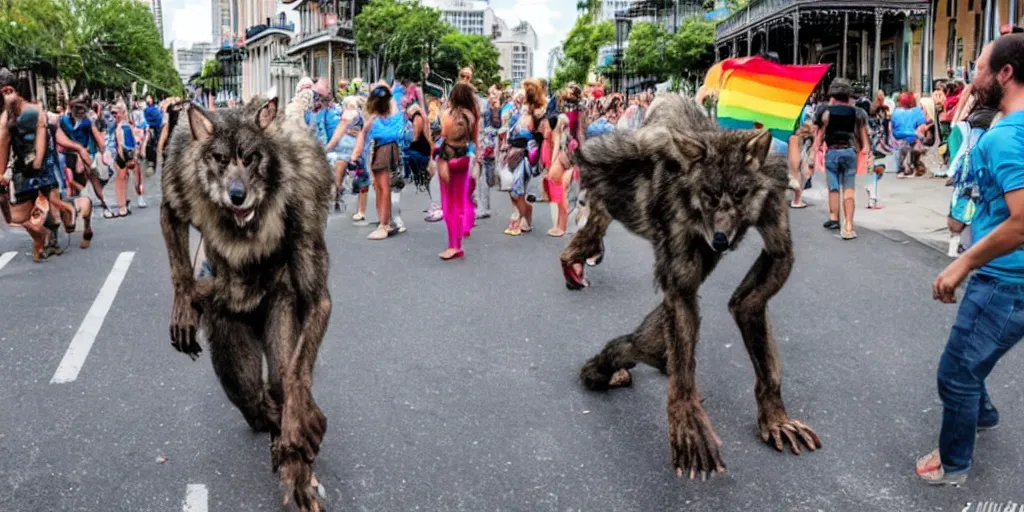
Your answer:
[394,215,406,233]
[948,234,961,258]
[137,196,148,209]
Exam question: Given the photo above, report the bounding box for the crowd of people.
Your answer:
[297,67,654,260]
[0,67,180,261]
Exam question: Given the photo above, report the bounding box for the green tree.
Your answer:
[552,20,613,90]
[194,59,222,95]
[434,32,502,88]
[0,0,80,79]
[666,17,716,76]
[624,22,670,78]
[68,0,183,96]
[355,0,453,81]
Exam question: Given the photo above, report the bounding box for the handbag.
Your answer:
[497,158,514,192]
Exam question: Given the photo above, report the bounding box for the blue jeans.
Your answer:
[937,274,1024,472]
[825,147,857,192]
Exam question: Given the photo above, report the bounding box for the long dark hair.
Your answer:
[366,84,392,117]
[449,82,479,121]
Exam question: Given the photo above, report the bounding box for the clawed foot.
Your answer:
[273,405,327,471]
[668,398,726,480]
[759,413,822,455]
[280,460,327,512]
[579,357,634,390]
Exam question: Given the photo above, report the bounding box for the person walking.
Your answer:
[810,79,870,240]
[436,82,480,260]
[350,84,405,240]
[919,34,1024,486]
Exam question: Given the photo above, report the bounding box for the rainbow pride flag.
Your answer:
[703,57,831,140]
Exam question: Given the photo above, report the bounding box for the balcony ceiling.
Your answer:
[715,0,930,40]
[245,28,295,48]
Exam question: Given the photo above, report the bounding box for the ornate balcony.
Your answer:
[715,0,930,40]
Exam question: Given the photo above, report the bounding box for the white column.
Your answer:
[872,7,882,94]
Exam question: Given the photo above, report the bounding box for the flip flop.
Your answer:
[562,261,589,290]
[789,202,808,209]
[103,207,118,219]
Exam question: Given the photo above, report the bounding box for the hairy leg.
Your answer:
[268,292,331,512]
[659,241,726,479]
[580,302,671,390]
[205,311,276,432]
[730,209,821,454]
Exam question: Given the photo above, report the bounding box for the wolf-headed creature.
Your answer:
[561,96,821,478]
[160,98,332,511]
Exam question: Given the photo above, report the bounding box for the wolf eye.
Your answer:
[242,152,260,167]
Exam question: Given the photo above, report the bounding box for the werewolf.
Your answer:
[562,96,821,479]
[160,98,333,511]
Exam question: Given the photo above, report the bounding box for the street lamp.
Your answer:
[615,16,631,99]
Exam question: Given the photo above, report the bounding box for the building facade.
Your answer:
[241,4,297,103]
[430,0,499,37]
[494,21,537,86]
[714,0,933,94]
[284,0,369,95]
[212,0,239,48]
[932,0,1023,85]
[137,0,165,44]
[174,41,217,85]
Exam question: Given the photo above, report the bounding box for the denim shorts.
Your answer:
[825,147,857,191]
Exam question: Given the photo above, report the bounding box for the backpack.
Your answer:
[949,123,984,225]
[399,112,416,152]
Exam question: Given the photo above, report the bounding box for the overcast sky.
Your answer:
[162,0,574,76]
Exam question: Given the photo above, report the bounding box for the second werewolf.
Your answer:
[562,96,821,479]
[160,98,332,511]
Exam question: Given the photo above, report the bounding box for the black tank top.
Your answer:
[824,105,857,148]
[408,111,431,156]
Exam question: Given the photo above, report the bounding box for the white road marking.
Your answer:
[0,251,15,273]
[183,484,208,512]
[50,251,135,384]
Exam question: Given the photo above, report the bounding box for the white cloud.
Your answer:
[166,0,213,47]
[492,0,575,77]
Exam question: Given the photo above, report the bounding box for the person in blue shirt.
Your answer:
[350,84,406,240]
[60,94,114,218]
[143,95,162,173]
[891,92,932,177]
[918,34,1024,486]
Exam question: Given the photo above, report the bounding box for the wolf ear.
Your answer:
[671,132,706,162]
[745,129,773,168]
[256,98,278,130]
[187,105,214,142]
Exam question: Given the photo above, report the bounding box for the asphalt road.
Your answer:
[0,182,1021,512]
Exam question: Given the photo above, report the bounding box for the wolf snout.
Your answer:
[228,179,247,206]
[712,232,730,252]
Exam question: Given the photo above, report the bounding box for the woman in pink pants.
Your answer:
[437,82,481,260]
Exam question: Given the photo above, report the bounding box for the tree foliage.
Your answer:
[434,33,502,89]
[354,0,502,88]
[194,59,222,94]
[0,0,183,96]
[552,19,613,90]
[621,18,716,83]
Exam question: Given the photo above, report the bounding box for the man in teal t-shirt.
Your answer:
[919,34,1024,486]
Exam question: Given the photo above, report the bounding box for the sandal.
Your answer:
[503,219,522,236]
[915,449,967,486]
[103,207,118,219]
[367,226,389,240]
[789,201,808,209]
[841,229,857,240]
[561,261,588,290]
[439,249,465,260]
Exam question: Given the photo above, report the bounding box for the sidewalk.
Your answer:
[800,152,953,254]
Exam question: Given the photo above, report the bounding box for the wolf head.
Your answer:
[672,129,780,252]
[186,98,281,229]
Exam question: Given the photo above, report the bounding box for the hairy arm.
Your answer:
[55,126,91,167]
[161,200,202,357]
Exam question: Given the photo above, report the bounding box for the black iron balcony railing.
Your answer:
[245,21,296,41]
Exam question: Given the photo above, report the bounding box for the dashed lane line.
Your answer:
[50,251,135,384]
[0,251,15,273]
[183,484,208,512]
